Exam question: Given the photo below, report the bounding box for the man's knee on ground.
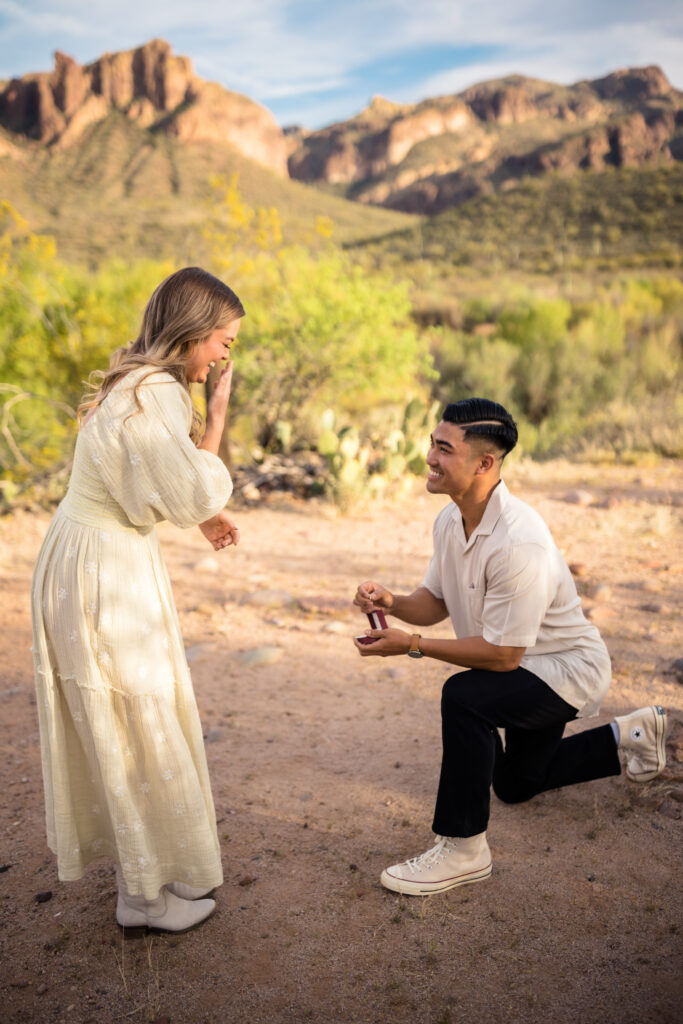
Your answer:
[492,773,540,804]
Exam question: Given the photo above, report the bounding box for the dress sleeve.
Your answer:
[90,371,233,528]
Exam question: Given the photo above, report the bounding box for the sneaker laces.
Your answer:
[404,836,457,875]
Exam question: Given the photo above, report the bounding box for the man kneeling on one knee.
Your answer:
[353,397,667,896]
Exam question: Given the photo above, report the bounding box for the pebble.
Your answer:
[386,666,407,680]
[195,602,216,617]
[663,658,683,683]
[204,728,223,744]
[597,496,621,509]
[639,602,671,614]
[322,621,351,635]
[568,562,589,577]
[657,800,681,820]
[185,644,211,663]
[563,489,594,506]
[587,583,612,602]
[299,596,350,615]
[242,589,296,608]
[194,557,220,573]
[36,984,47,995]
[35,890,53,903]
[238,646,284,668]
[586,606,617,623]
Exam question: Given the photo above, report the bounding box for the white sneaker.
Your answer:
[380,833,492,896]
[116,886,216,931]
[167,881,216,900]
[615,705,667,782]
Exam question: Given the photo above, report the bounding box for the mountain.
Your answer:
[0,39,288,174]
[287,67,683,214]
[1,43,681,258]
[0,42,414,263]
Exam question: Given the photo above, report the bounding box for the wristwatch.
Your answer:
[408,634,423,659]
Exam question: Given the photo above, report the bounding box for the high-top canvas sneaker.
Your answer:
[615,705,667,782]
[380,833,492,896]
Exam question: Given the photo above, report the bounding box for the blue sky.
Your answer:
[1,1,682,129]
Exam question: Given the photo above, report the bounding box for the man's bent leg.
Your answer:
[493,722,620,804]
[431,667,578,836]
[381,667,617,897]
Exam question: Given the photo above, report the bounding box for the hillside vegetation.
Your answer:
[0,112,415,264]
[0,128,681,513]
[354,164,683,274]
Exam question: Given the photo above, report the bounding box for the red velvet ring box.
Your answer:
[356,609,388,644]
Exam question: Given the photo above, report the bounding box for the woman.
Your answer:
[31,267,244,931]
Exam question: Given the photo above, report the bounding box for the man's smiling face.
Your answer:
[425,420,483,499]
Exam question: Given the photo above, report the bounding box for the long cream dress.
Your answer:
[31,368,232,899]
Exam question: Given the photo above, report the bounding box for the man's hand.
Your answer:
[353,580,394,614]
[199,511,240,550]
[353,626,411,657]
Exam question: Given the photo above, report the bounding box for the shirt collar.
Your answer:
[455,478,509,550]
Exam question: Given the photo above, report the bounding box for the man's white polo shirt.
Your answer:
[421,480,611,717]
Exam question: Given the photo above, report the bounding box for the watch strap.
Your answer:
[408,633,422,657]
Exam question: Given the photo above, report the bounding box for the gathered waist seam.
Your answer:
[58,493,153,535]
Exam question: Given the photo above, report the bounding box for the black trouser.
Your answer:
[432,666,621,838]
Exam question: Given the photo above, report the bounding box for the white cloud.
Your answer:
[406,20,683,103]
[0,0,96,38]
[0,0,681,125]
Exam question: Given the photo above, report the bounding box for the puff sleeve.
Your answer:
[89,371,233,528]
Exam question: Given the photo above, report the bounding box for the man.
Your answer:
[353,397,667,896]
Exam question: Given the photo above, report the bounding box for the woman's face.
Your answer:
[185,318,242,383]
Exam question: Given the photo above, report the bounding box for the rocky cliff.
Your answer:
[2,47,680,218]
[288,66,683,214]
[0,40,288,175]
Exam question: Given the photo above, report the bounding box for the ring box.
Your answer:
[356,609,388,645]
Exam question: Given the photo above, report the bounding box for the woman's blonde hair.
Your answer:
[79,267,245,443]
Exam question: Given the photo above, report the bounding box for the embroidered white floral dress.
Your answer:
[31,368,232,899]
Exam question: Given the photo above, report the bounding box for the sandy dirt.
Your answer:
[0,459,681,1024]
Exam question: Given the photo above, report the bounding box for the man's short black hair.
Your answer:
[442,398,518,456]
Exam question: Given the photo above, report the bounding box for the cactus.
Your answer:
[311,398,438,508]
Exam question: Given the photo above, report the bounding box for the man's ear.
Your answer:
[476,453,496,474]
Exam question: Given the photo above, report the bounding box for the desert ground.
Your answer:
[0,458,681,1024]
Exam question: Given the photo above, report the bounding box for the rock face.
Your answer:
[0,39,288,175]
[1,47,680,217]
[288,95,474,184]
[288,67,683,214]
